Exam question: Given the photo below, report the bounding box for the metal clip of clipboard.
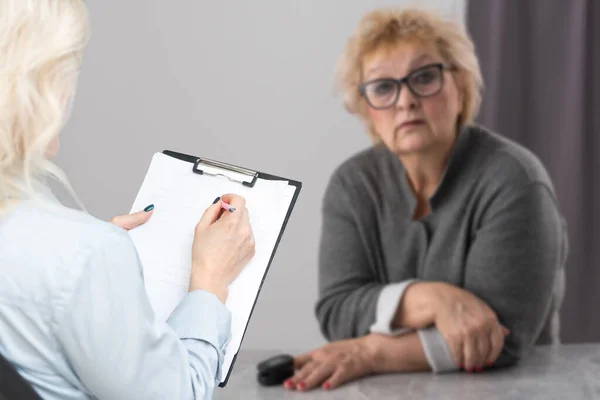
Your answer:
[192,157,259,188]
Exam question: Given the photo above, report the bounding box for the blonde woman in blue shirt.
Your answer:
[0,1,256,399]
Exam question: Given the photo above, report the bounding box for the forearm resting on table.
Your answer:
[368,332,431,373]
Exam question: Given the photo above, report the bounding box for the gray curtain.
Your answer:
[466,0,600,343]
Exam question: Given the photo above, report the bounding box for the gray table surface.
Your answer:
[214,344,600,400]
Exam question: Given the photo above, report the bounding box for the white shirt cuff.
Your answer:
[418,326,459,373]
[369,280,418,336]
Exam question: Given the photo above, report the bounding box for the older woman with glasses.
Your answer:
[284,8,569,392]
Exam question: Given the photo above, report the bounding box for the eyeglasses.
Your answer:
[359,63,453,110]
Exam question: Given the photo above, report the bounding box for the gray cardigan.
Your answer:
[315,124,568,372]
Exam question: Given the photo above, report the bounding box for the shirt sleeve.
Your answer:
[53,226,231,400]
[417,327,458,373]
[369,280,418,336]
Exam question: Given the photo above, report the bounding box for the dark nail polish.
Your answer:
[143,204,154,212]
[476,366,483,372]
[486,362,493,367]
[212,197,220,204]
[228,207,237,213]
[459,365,464,369]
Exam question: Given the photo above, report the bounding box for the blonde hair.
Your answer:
[335,7,483,142]
[0,0,90,213]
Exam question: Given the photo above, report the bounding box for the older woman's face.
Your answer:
[362,40,463,156]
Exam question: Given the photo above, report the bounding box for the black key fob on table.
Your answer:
[257,354,295,386]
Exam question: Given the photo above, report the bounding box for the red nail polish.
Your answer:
[459,365,464,369]
[476,366,483,372]
[323,382,331,390]
[298,382,306,391]
[467,368,473,373]
[486,362,493,367]
[284,379,294,389]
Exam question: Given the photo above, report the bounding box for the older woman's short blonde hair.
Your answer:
[336,7,483,142]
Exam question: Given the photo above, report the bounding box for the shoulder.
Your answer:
[466,124,556,192]
[326,145,393,194]
[1,200,141,317]
[459,125,564,227]
[43,205,143,304]
[10,200,139,274]
[59,206,140,271]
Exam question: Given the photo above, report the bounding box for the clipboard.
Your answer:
[160,150,302,387]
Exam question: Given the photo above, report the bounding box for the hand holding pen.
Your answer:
[189,194,256,303]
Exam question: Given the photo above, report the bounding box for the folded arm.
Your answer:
[377,182,566,371]
[459,182,565,366]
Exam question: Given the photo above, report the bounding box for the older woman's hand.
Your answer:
[285,337,377,392]
[432,283,510,372]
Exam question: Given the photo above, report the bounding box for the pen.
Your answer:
[221,201,236,213]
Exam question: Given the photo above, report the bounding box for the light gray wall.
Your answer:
[57,0,466,351]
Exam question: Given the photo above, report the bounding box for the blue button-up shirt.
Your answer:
[0,186,231,399]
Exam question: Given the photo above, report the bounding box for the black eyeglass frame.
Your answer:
[359,62,455,110]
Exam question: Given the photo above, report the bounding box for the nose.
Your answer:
[395,83,418,110]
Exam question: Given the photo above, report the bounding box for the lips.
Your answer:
[398,119,425,130]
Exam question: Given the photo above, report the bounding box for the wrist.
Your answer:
[192,284,229,304]
[189,273,229,304]
[362,333,431,374]
[394,282,440,329]
[361,334,383,374]
[426,282,454,322]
